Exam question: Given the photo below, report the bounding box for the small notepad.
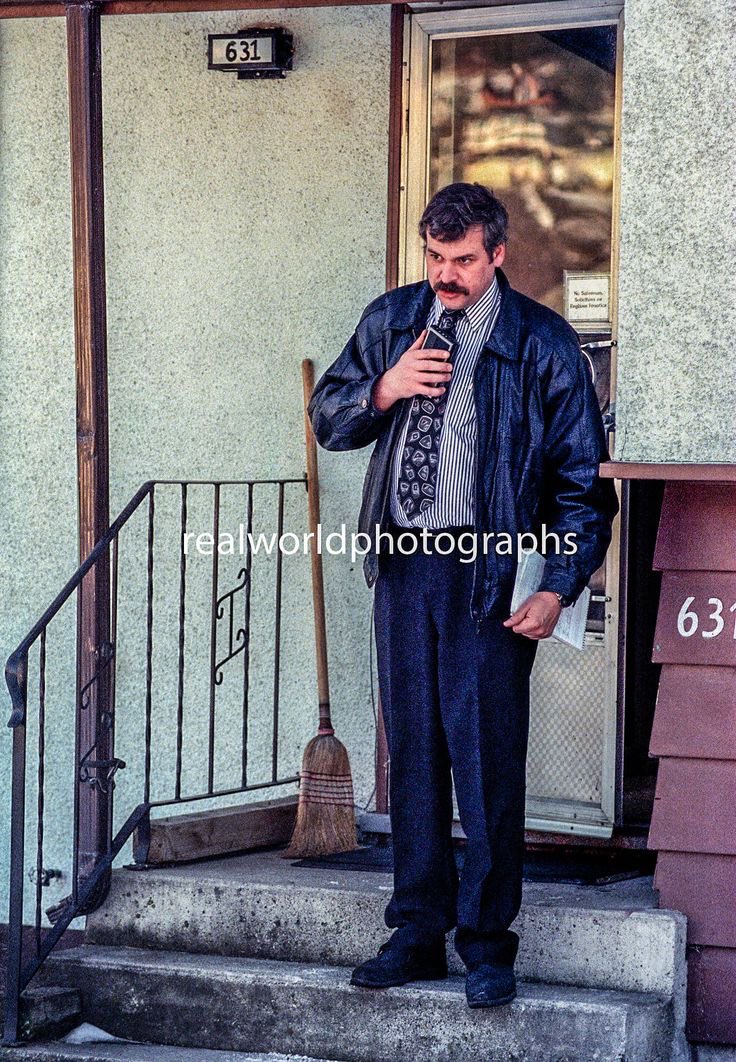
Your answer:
[510,551,590,651]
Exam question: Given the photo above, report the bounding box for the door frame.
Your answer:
[397,0,626,835]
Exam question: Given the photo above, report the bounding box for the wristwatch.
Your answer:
[553,592,573,608]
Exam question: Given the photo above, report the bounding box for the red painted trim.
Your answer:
[686,946,736,1043]
[0,0,403,17]
[648,758,736,856]
[0,2,64,13]
[650,666,736,760]
[655,851,736,947]
[652,571,736,666]
[600,461,736,482]
[653,482,736,572]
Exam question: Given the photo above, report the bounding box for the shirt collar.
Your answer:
[387,269,520,361]
[432,274,501,333]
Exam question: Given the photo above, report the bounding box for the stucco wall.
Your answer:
[0,7,391,924]
[615,0,736,462]
[0,17,80,929]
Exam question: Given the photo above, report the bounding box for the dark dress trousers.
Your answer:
[374,537,537,967]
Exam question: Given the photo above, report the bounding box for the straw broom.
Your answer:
[282,359,358,858]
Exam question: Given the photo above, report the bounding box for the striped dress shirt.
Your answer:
[389,275,502,528]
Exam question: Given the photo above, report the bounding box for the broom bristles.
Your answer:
[282,733,359,858]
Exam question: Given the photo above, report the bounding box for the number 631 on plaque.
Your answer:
[654,571,736,665]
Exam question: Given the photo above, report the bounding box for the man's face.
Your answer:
[425,224,505,311]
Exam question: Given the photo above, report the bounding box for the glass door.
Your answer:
[401,0,624,836]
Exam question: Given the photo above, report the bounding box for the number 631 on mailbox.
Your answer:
[654,571,736,665]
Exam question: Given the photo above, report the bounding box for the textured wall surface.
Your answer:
[0,7,391,924]
[615,0,736,462]
[0,18,80,928]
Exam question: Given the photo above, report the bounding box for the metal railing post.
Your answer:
[3,656,28,1046]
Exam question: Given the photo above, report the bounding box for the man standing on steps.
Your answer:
[308,183,618,1008]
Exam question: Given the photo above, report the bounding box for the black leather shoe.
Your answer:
[465,963,517,1008]
[350,935,448,988]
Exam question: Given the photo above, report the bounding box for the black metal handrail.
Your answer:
[3,477,307,1045]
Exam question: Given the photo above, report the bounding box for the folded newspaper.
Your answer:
[511,550,590,651]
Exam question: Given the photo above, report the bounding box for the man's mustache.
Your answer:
[434,282,469,296]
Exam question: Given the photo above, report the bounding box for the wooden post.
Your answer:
[66,0,113,898]
[375,693,389,815]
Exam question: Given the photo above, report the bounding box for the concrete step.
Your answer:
[40,945,676,1062]
[85,851,687,1001]
[14,987,81,1042]
[0,1044,326,1062]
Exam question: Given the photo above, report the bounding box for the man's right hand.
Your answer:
[371,330,453,412]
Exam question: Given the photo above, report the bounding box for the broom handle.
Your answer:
[302,359,333,735]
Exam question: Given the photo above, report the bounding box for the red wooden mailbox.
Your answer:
[605,469,736,1044]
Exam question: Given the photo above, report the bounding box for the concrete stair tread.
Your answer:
[46,943,670,1009]
[113,848,662,912]
[0,1044,329,1061]
[85,853,687,1001]
[40,945,677,1061]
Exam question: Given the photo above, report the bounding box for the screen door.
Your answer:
[401,0,624,836]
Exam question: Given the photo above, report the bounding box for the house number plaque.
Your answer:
[653,571,736,665]
[208,29,294,80]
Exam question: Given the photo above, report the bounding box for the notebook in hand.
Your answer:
[510,551,591,651]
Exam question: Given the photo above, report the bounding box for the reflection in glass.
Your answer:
[430,27,617,314]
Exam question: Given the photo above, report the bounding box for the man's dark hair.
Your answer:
[419,183,509,259]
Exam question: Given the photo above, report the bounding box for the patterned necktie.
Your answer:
[397,308,463,519]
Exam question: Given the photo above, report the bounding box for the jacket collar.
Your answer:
[483,267,522,361]
[387,267,521,361]
[385,281,435,332]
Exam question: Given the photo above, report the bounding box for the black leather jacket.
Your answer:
[308,268,619,625]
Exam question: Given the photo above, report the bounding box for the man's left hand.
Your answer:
[503,592,562,640]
